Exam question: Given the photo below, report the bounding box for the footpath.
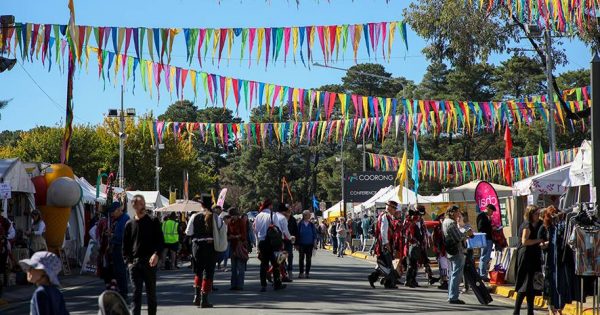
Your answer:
[0,269,98,311]
[326,244,597,314]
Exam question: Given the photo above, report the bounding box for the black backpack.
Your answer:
[266,212,283,249]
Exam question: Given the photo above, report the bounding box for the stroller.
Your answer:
[98,290,130,315]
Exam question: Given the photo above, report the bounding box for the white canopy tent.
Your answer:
[0,158,36,218]
[569,140,592,187]
[125,191,168,216]
[155,200,204,213]
[513,163,572,197]
[353,185,395,214]
[380,185,444,204]
[75,177,107,205]
[441,180,513,202]
[323,201,343,219]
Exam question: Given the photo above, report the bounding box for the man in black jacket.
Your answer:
[123,195,164,315]
[476,204,495,281]
[284,206,299,282]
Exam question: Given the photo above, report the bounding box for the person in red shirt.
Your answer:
[392,209,405,285]
[368,200,398,289]
[432,210,449,290]
[227,208,248,291]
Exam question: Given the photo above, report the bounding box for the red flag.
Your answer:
[504,123,513,186]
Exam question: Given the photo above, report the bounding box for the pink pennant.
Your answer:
[298,88,305,116]
[218,28,227,66]
[207,73,215,104]
[317,26,326,63]
[264,28,271,67]
[219,76,227,108]
[197,29,206,67]
[283,27,291,65]
[248,28,256,68]
[124,28,133,56]
[328,25,337,56]
[180,69,188,99]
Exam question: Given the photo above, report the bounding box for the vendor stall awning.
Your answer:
[441,180,513,202]
[513,163,572,196]
[0,158,35,194]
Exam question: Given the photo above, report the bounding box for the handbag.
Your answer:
[232,242,249,261]
[533,271,544,291]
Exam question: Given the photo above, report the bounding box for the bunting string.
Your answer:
[145,116,400,148]
[368,148,578,185]
[1,23,592,135]
[0,21,408,69]
[467,0,599,34]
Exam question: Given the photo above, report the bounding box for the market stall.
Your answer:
[322,201,343,222]
[0,159,36,233]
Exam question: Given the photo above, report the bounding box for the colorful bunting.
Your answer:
[367,148,577,185]
[3,22,592,135]
[467,0,598,34]
[4,21,407,69]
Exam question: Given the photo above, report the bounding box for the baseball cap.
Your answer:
[19,251,62,286]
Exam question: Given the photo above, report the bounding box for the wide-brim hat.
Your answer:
[19,251,62,286]
[385,200,398,210]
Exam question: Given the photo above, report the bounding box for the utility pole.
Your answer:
[155,142,160,191]
[118,85,125,188]
[362,136,366,171]
[341,135,346,219]
[591,53,600,203]
[545,29,557,168]
[403,119,409,203]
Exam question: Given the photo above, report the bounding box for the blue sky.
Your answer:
[0,0,591,131]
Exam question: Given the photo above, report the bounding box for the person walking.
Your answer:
[297,210,317,279]
[227,208,248,291]
[513,205,543,315]
[361,214,370,251]
[368,200,398,289]
[404,208,421,288]
[109,201,130,300]
[161,212,180,270]
[477,204,496,281]
[281,205,297,281]
[253,199,286,292]
[442,205,473,305]
[319,221,328,249]
[186,203,217,307]
[432,210,449,290]
[336,218,348,257]
[329,219,338,255]
[538,206,564,315]
[123,195,164,315]
[26,210,47,253]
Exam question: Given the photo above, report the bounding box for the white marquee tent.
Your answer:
[569,140,592,187]
[513,163,572,197]
[441,180,514,202]
[323,201,343,219]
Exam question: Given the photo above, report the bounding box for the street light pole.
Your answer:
[545,29,557,168]
[591,53,600,204]
[341,134,346,219]
[362,136,366,171]
[155,142,160,191]
[118,85,125,188]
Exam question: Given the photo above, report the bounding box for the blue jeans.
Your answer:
[479,240,493,278]
[337,237,346,257]
[448,253,465,301]
[230,257,246,289]
[332,236,338,253]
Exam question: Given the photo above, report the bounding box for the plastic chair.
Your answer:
[98,290,130,315]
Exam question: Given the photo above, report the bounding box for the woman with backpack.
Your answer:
[253,200,287,292]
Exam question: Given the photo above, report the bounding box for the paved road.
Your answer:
[3,250,521,314]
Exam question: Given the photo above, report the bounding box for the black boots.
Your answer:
[200,293,213,308]
[368,272,378,288]
[193,287,201,306]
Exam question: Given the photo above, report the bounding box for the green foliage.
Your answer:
[556,69,590,91]
[404,0,516,67]
[493,55,546,100]
[158,100,198,122]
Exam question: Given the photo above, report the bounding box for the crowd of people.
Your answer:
[4,191,563,315]
[364,200,506,306]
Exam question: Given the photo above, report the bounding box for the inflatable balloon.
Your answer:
[39,206,71,252]
[47,177,82,207]
[31,176,47,206]
[44,164,74,187]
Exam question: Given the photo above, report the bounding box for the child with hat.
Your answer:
[19,251,69,315]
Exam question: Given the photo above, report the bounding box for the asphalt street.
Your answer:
[3,250,522,314]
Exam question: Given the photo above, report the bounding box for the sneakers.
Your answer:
[449,299,466,305]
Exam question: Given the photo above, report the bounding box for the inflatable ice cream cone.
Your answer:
[39,206,71,252]
[36,164,82,253]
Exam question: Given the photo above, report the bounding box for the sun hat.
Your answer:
[19,251,62,286]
